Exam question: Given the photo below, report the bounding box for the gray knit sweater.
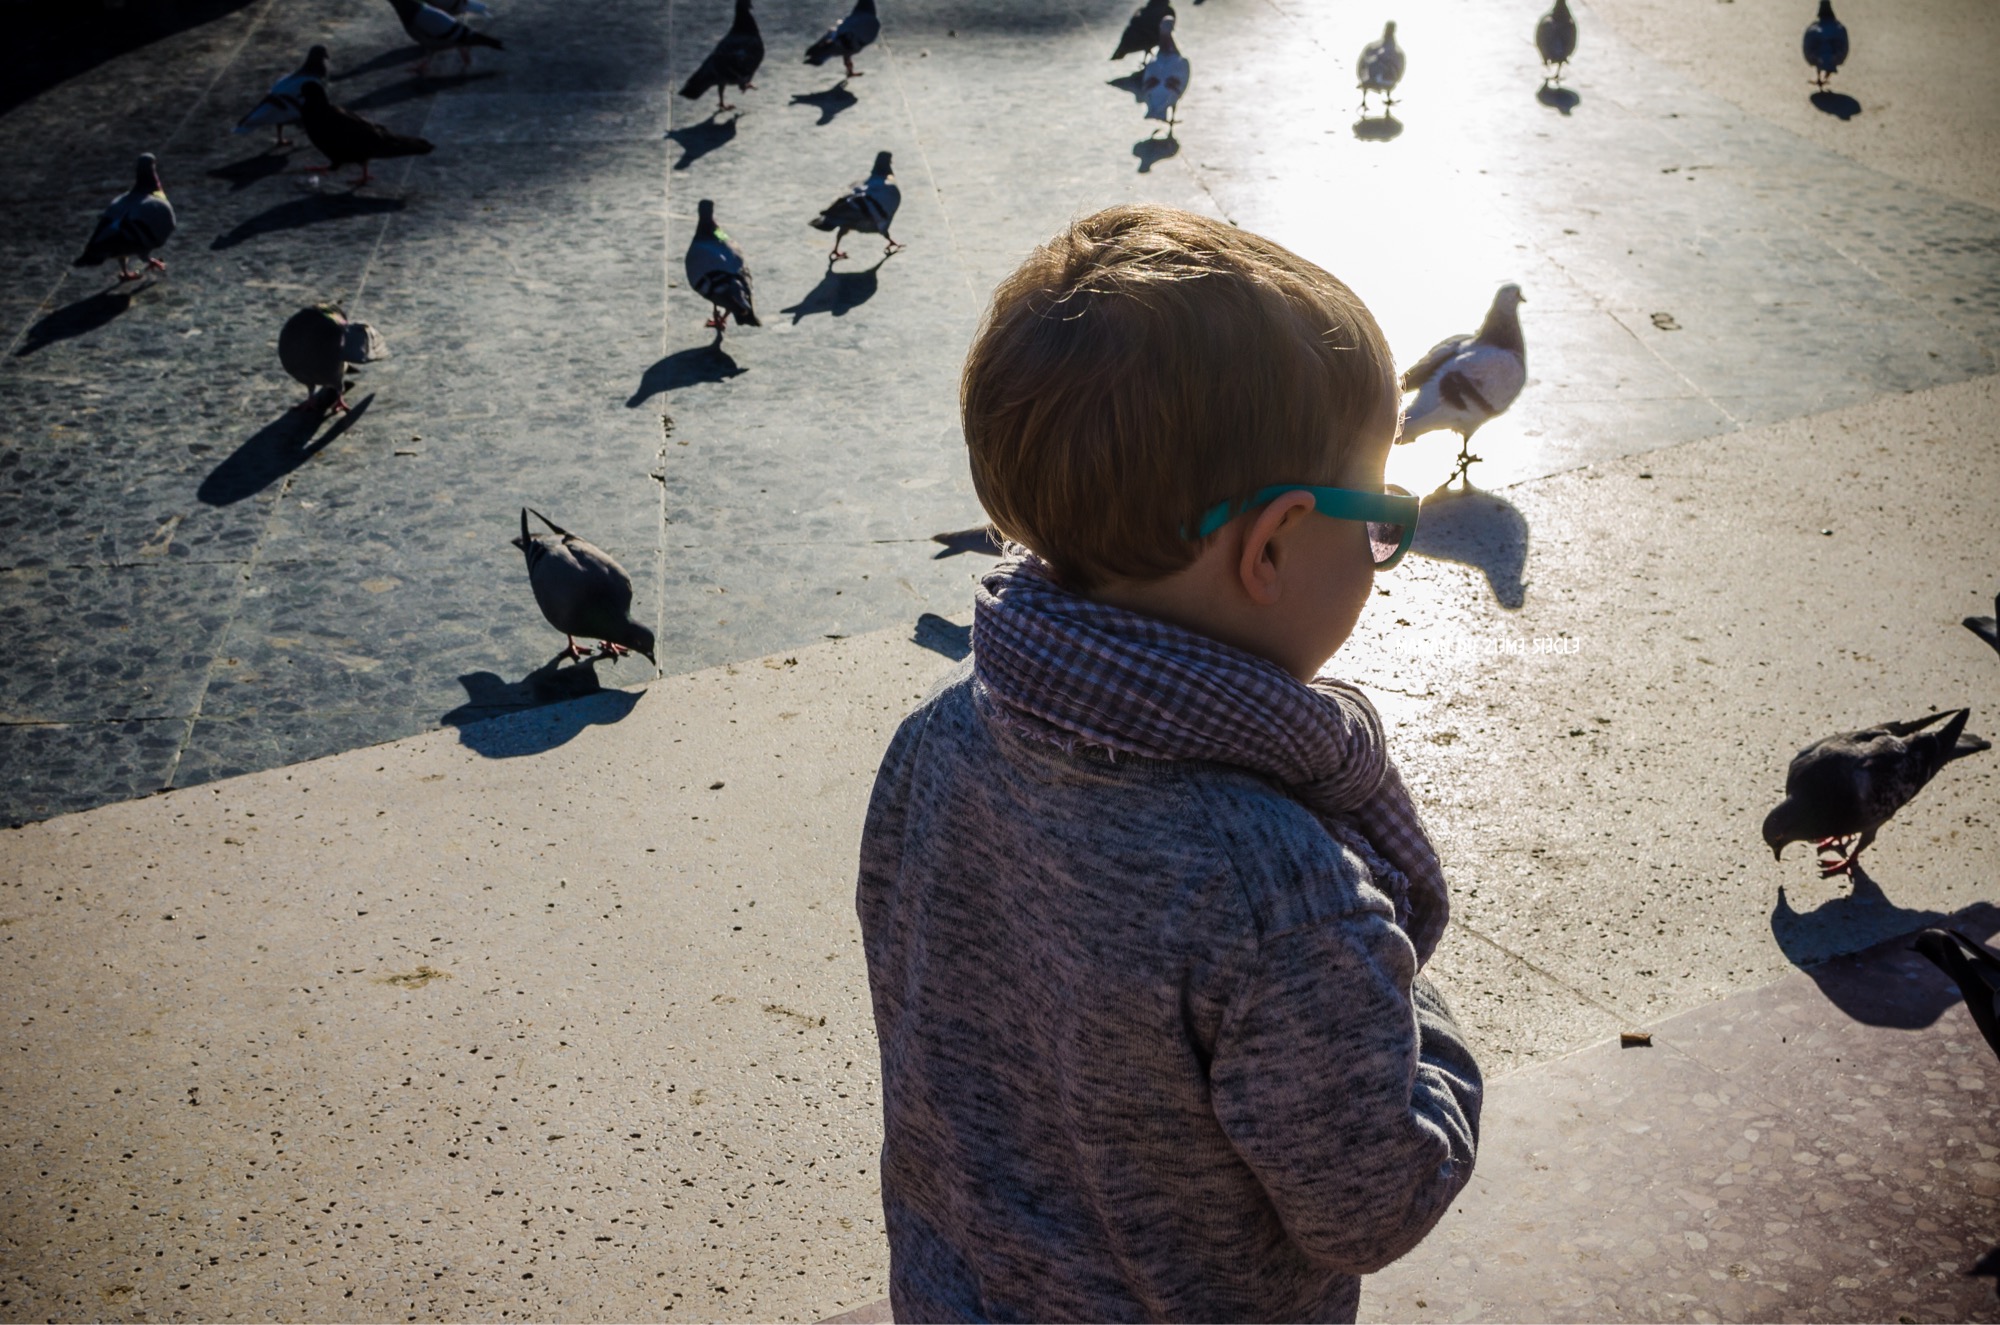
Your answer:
[856,664,1483,1323]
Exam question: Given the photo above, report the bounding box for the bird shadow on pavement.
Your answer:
[207,147,294,191]
[791,82,858,125]
[931,525,1001,558]
[914,613,972,662]
[211,191,406,250]
[1770,886,1998,1028]
[327,45,427,80]
[1134,135,1180,173]
[668,113,738,170]
[15,287,139,357]
[197,395,372,506]
[1536,84,1580,115]
[348,69,499,112]
[442,658,644,758]
[1810,90,1862,120]
[1410,487,1528,608]
[1352,114,1405,141]
[627,344,745,407]
[782,254,892,323]
[1107,70,1144,97]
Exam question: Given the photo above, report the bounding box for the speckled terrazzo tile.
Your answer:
[1360,923,2000,1325]
[0,717,185,828]
[0,562,241,723]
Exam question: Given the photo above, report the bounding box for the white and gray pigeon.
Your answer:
[1141,15,1188,129]
[686,199,759,335]
[811,151,902,261]
[512,509,657,665]
[1913,929,2000,1064]
[385,0,504,73]
[1399,283,1527,488]
[234,45,331,146]
[1536,0,1576,85]
[1357,20,1405,112]
[804,0,879,79]
[278,305,389,413]
[73,153,176,282]
[1762,708,1991,878]
[1965,590,1999,659]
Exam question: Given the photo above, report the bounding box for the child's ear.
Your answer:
[1235,493,1314,607]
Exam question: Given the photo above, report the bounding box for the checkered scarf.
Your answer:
[972,549,1448,964]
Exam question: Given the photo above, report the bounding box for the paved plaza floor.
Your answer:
[1,0,1998,1320]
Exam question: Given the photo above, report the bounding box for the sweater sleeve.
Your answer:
[1208,910,1482,1276]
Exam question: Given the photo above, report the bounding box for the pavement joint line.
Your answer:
[878,36,977,309]
[1451,918,1634,1029]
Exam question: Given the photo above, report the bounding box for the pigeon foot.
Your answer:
[1817,852,1864,878]
[595,642,631,662]
[145,257,168,272]
[843,56,863,77]
[829,248,849,261]
[703,314,728,329]
[884,239,905,254]
[117,265,143,282]
[561,637,594,663]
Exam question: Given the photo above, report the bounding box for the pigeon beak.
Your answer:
[1770,843,1784,862]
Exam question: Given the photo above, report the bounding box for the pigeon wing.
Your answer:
[278,307,347,390]
[1401,334,1471,391]
[341,319,390,364]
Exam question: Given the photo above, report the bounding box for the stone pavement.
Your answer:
[3,0,1999,825]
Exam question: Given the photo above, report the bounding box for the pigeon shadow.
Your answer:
[14,287,138,357]
[196,395,372,506]
[627,344,745,407]
[1352,114,1405,142]
[1133,135,1180,173]
[1107,70,1145,96]
[1536,84,1581,115]
[210,192,406,250]
[1410,487,1528,608]
[781,255,891,323]
[326,45,428,80]
[667,112,739,170]
[441,659,645,758]
[207,147,295,191]
[1768,883,1996,1028]
[790,82,858,125]
[931,525,1001,559]
[913,612,972,662]
[1810,90,1862,120]
[348,69,499,112]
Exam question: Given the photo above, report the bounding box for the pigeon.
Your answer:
[804,0,879,79]
[298,82,436,186]
[513,509,657,665]
[811,151,902,261]
[1913,929,2000,1064]
[278,305,389,413]
[686,199,759,335]
[1965,590,1999,658]
[385,0,505,73]
[73,153,176,282]
[1141,15,1188,129]
[1111,0,1174,63]
[234,45,331,146]
[1536,0,1576,85]
[1802,0,1847,89]
[1398,284,1527,488]
[1762,708,1991,878]
[439,0,493,13]
[1357,20,1405,112]
[681,0,764,113]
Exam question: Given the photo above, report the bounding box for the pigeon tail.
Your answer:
[1965,594,2000,657]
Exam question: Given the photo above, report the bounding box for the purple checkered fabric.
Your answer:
[972,548,1448,963]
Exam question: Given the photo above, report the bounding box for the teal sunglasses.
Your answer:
[1190,483,1420,570]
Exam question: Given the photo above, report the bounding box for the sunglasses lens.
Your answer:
[1366,522,1405,566]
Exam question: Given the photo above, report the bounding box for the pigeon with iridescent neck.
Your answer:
[811,151,902,260]
[685,199,759,335]
[385,0,504,73]
[74,153,175,281]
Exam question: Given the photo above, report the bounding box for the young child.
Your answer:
[855,204,1482,1323]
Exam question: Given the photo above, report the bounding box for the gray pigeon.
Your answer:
[385,0,504,72]
[1357,21,1405,112]
[234,45,331,146]
[1536,0,1576,85]
[810,151,902,261]
[1965,590,1999,658]
[1399,284,1527,488]
[279,305,389,413]
[74,153,176,281]
[513,509,657,664]
[1762,708,1991,878]
[686,199,758,335]
[1802,0,1847,89]
[1913,929,2000,1064]
[1111,0,1174,63]
[804,0,878,79]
